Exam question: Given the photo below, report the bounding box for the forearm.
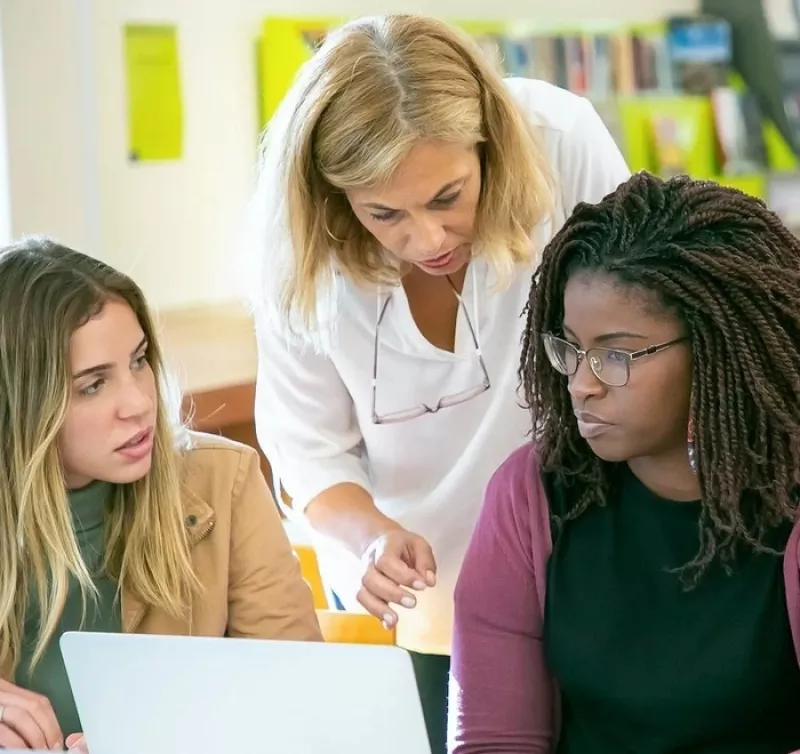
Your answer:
[304,482,401,558]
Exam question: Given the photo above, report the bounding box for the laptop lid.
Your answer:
[59,632,431,754]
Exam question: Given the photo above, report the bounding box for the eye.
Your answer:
[432,192,460,208]
[369,210,398,222]
[80,379,104,397]
[605,350,629,363]
[132,353,149,370]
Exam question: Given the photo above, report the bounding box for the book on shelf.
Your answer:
[650,113,694,176]
[711,87,768,174]
[474,18,731,99]
[666,15,732,95]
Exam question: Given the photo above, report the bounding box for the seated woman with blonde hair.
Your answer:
[0,237,322,751]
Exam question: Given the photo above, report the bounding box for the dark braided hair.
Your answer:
[520,171,800,579]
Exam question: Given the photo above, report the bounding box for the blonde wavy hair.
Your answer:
[0,237,198,673]
[246,13,554,337]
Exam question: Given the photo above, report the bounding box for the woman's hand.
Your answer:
[358,527,437,628]
[0,678,63,750]
[66,732,88,751]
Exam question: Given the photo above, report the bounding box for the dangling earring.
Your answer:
[687,416,697,474]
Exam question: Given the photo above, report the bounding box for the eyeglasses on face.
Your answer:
[541,333,687,388]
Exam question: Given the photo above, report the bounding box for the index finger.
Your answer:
[409,538,437,586]
[374,551,426,589]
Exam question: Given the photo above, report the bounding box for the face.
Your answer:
[560,272,692,466]
[346,140,481,276]
[58,299,157,489]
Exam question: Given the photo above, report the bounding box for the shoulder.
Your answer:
[504,77,595,136]
[487,440,540,499]
[178,431,262,513]
[460,442,552,603]
[483,441,549,538]
[504,77,630,212]
[504,77,625,177]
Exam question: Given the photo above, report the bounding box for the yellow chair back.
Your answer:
[291,539,397,646]
[316,610,396,645]
[292,544,329,609]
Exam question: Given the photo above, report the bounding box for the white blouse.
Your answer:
[254,78,631,655]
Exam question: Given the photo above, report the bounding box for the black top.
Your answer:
[543,465,800,754]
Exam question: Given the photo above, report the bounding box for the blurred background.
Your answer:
[5,0,800,312]
[3,0,799,492]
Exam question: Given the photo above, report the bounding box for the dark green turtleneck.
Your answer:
[16,480,122,737]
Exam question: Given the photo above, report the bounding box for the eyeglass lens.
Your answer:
[543,336,629,387]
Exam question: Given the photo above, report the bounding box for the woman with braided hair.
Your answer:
[449,172,800,754]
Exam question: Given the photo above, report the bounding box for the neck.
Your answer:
[627,448,701,502]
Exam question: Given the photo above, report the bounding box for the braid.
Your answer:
[521,172,800,579]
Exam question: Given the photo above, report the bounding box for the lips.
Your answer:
[117,428,150,450]
[420,249,455,269]
[574,410,613,440]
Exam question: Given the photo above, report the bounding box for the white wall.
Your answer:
[2,0,95,252]
[0,5,11,248]
[2,0,698,310]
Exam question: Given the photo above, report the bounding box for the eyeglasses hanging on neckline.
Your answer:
[371,273,491,425]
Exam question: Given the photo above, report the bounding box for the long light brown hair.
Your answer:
[246,13,554,339]
[0,237,198,672]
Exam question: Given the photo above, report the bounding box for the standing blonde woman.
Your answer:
[0,238,321,752]
[248,14,629,751]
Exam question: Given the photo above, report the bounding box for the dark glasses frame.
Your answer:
[541,333,687,387]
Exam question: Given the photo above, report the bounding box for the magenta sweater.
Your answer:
[449,443,800,754]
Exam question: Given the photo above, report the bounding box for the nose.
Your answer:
[117,377,153,420]
[408,215,447,257]
[567,354,607,403]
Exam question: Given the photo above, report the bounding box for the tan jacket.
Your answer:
[123,432,322,641]
[2,433,321,680]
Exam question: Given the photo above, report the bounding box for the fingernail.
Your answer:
[401,595,416,609]
[426,570,436,586]
[382,613,394,627]
[412,580,426,590]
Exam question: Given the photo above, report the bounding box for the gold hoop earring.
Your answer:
[323,197,347,244]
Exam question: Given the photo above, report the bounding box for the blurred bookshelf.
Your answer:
[257,11,800,234]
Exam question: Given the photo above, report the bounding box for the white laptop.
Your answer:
[60,632,431,754]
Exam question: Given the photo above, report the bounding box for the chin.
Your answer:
[584,437,632,464]
[103,457,154,485]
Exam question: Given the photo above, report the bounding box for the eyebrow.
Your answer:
[595,331,648,344]
[563,326,648,345]
[72,336,148,379]
[362,178,466,211]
